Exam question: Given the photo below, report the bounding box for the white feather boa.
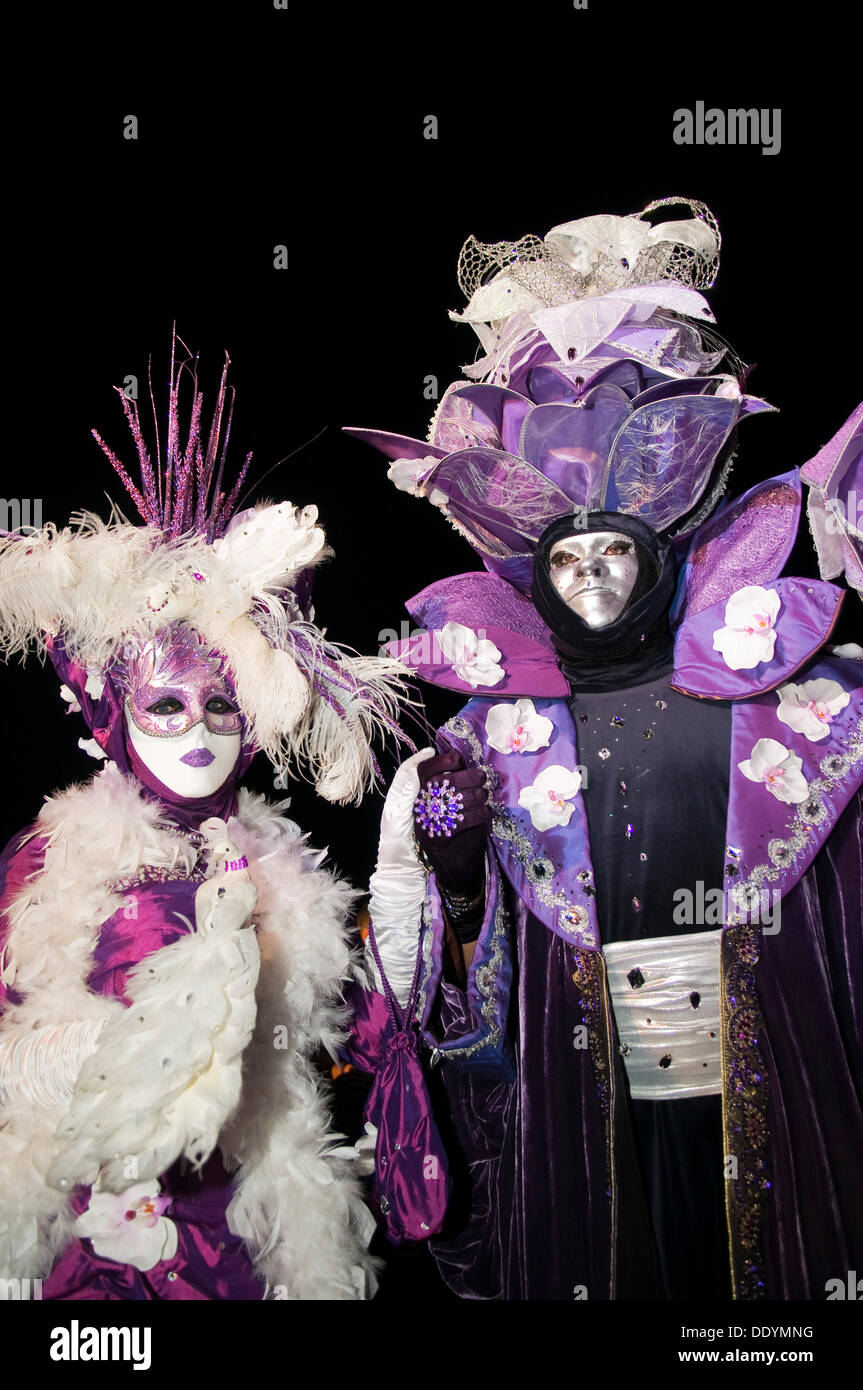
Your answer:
[0,764,377,1299]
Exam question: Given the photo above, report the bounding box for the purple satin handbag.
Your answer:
[364,920,450,1243]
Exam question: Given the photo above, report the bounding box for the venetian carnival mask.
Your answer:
[123,625,242,798]
[547,530,641,628]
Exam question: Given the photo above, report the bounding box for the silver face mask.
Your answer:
[547,530,641,628]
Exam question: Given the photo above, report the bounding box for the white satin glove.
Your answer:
[366,747,435,1006]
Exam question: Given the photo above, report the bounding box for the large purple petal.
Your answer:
[526,359,642,405]
[518,386,630,505]
[423,448,577,558]
[630,376,715,408]
[342,427,446,462]
[446,384,533,455]
[605,394,740,530]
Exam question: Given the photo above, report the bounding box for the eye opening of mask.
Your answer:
[549,538,635,567]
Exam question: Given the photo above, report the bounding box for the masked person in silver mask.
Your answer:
[348,200,863,1302]
[403,509,735,1300]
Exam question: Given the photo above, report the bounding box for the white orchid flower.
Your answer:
[518,765,583,831]
[486,698,553,755]
[75,1179,178,1272]
[437,622,505,688]
[737,737,809,804]
[775,678,850,742]
[712,585,781,670]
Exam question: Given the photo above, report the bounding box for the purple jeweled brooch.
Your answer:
[414,779,465,838]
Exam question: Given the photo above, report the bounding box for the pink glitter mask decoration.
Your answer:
[122,624,241,740]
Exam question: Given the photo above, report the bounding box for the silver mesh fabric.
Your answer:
[457,197,721,312]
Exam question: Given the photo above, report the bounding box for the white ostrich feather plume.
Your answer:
[0,503,326,672]
[0,501,411,802]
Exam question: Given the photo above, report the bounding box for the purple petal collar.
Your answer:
[671,578,845,700]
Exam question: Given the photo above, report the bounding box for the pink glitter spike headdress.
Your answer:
[91,333,252,542]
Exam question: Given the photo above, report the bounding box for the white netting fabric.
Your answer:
[457,198,721,312]
[625,196,720,292]
[457,233,589,308]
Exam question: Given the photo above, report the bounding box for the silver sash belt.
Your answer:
[602,929,722,1100]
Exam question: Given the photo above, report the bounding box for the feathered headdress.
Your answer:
[0,335,410,803]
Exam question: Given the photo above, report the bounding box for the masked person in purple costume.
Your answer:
[347,199,863,1300]
[0,340,413,1300]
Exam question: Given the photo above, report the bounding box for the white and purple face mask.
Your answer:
[123,626,242,799]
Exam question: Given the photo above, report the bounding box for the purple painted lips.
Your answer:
[180,748,216,767]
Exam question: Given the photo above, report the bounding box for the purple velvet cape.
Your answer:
[352,468,863,1300]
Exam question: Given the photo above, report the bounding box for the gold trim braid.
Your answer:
[720,924,770,1299]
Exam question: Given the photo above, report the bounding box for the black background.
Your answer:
[3,0,861,1326]
[5,3,860,879]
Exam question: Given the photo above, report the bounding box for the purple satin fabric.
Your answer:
[41,1152,263,1301]
[364,1028,450,1243]
[360,926,450,1243]
[671,578,845,700]
[88,878,202,997]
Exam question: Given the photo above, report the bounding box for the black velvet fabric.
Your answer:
[629,1094,732,1299]
[530,511,736,1298]
[570,673,733,1296]
[571,677,732,944]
